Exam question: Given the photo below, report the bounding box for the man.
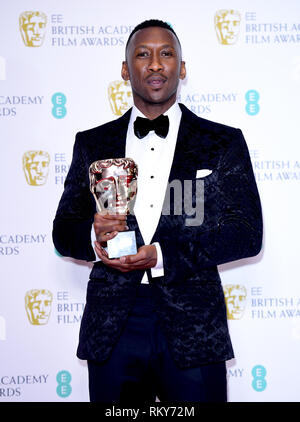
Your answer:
[52,19,263,402]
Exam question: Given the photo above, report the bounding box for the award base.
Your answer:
[107,231,137,259]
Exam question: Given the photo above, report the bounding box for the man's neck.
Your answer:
[133,97,177,120]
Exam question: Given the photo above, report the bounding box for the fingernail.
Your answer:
[125,226,129,230]
[120,256,126,263]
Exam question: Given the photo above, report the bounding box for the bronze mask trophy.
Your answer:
[89,158,138,258]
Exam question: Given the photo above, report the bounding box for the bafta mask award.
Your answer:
[89,158,138,258]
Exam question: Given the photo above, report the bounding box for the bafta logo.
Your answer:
[108,80,132,116]
[19,11,47,47]
[23,150,50,186]
[214,10,241,45]
[223,284,247,320]
[25,289,53,325]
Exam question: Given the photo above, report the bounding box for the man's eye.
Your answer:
[161,51,173,57]
[137,52,149,57]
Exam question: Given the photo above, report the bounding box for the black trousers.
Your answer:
[88,284,227,403]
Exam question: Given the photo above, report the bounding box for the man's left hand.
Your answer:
[94,243,157,273]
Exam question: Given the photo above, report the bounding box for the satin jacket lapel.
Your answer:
[151,103,216,245]
[168,103,211,181]
[97,109,131,159]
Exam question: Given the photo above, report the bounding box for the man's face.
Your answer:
[122,27,186,111]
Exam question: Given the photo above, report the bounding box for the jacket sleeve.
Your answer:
[52,132,96,261]
[158,129,263,281]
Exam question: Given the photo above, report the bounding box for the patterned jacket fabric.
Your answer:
[52,104,263,368]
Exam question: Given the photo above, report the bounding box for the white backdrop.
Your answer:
[1,0,300,402]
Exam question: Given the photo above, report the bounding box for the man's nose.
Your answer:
[148,53,163,72]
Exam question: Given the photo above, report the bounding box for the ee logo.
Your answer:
[52,92,67,118]
[251,365,267,392]
[56,370,72,398]
[245,90,260,116]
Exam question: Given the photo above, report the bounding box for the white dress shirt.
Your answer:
[126,102,182,283]
[92,102,182,284]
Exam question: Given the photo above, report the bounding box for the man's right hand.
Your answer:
[93,212,128,246]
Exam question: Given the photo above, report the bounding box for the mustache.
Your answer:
[146,73,167,82]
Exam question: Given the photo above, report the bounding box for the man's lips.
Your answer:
[146,75,166,88]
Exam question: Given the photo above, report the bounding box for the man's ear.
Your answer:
[121,61,130,81]
[179,61,186,80]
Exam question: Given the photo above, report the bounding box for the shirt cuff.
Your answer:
[91,227,101,262]
[151,242,164,278]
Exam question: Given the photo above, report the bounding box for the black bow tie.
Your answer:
[134,114,169,139]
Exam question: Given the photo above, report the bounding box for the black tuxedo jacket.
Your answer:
[52,104,263,368]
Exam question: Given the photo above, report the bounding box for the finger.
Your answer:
[94,213,127,232]
[94,224,128,243]
[94,243,128,268]
[119,246,157,267]
[98,231,119,243]
[109,223,129,232]
[101,255,132,272]
[95,221,129,233]
[119,254,145,265]
[95,212,127,221]
[121,247,148,264]
[94,242,108,258]
[118,259,149,271]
